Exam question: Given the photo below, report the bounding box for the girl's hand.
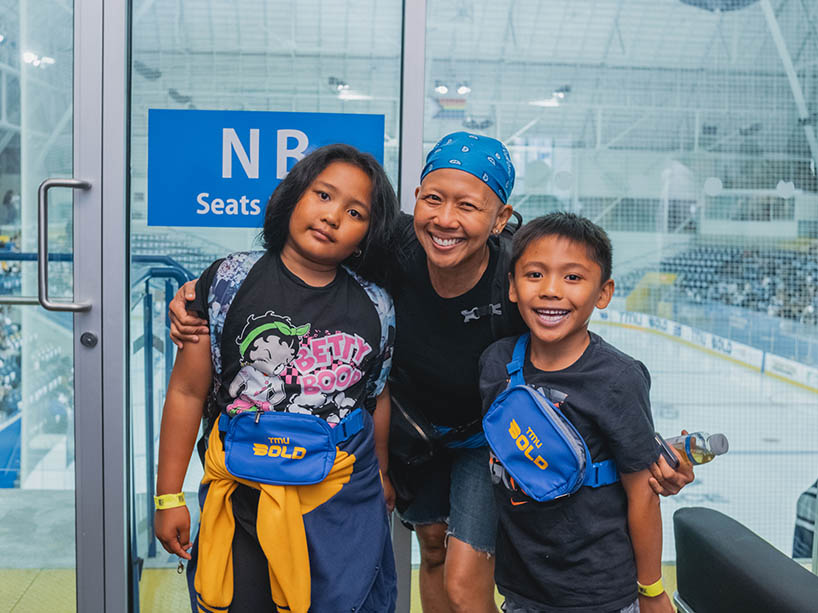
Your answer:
[169,280,208,348]
[649,430,694,496]
[382,473,396,514]
[155,506,193,560]
[638,591,674,613]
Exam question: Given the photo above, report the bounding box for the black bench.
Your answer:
[674,507,818,612]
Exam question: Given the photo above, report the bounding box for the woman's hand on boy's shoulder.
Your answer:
[169,279,208,348]
[648,430,694,496]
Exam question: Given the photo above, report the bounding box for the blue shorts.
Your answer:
[397,446,497,554]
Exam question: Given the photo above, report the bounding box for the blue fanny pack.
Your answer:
[219,408,364,486]
[482,334,618,502]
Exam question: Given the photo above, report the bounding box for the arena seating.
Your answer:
[658,246,818,322]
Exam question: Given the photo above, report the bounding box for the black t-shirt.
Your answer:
[479,332,659,612]
[389,214,525,428]
[189,251,383,423]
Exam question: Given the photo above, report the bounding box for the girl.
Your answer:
[154,144,399,613]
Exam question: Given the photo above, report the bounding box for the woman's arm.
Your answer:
[620,469,673,613]
[373,385,395,512]
[168,279,208,347]
[154,336,212,559]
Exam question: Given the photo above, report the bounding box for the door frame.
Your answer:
[73,0,129,610]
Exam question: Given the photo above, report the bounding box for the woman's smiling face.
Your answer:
[413,168,512,272]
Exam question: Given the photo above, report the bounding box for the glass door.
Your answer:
[0,0,118,611]
[127,1,404,608]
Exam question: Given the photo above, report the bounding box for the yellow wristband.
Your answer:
[637,578,664,598]
[154,492,186,510]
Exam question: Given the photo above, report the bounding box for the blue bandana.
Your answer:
[420,131,515,204]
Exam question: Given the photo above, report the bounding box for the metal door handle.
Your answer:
[38,178,92,312]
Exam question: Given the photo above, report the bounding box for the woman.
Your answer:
[170,132,693,613]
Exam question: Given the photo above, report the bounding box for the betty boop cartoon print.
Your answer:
[227,311,310,415]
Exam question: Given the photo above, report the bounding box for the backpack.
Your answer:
[482,333,619,502]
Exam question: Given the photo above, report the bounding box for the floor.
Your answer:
[0,565,681,612]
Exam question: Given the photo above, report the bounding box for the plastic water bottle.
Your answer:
[664,432,729,465]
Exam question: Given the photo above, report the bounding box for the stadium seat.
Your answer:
[674,507,818,613]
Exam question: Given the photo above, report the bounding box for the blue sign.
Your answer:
[147,109,385,227]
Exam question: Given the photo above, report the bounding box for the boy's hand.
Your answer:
[155,506,193,560]
[382,473,396,514]
[638,591,674,613]
[169,279,208,348]
[649,429,694,496]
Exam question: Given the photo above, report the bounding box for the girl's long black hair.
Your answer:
[261,144,398,288]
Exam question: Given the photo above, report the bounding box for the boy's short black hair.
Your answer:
[510,212,612,283]
[261,144,398,287]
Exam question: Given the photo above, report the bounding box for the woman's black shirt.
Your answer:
[389,213,525,428]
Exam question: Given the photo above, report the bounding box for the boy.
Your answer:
[478,212,672,613]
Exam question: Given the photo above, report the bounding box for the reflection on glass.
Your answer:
[424,0,818,564]
[128,1,403,608]
[0,0,76,609]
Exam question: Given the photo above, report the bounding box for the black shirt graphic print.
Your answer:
[190,251,383,424]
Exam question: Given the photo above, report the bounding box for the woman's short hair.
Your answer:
[261,144,398,287]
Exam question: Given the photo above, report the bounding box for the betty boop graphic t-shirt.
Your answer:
[189,251,392,423]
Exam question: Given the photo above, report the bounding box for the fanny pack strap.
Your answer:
[218,409,365,446]
[505,333,618,489]
[506,333,529,387]
[583,459,619,487]
[329,409,365,445]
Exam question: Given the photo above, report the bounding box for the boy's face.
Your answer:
[509,235,614,361]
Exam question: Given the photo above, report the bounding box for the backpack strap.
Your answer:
[206,251,265,415]
[505,333,529,387]
[489,211,525,340]
[343,267,395,411]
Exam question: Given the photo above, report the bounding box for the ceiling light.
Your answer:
[0,34,5,44]
[529,96,560,108]
[338,90,372,101]
[22,51,55,68]
[434,80,449,95]
[457,83,471,95]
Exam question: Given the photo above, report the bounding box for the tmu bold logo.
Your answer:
[509,419,548,470]
[253,435,307,460]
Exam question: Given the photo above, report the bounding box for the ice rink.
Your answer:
[590,320,818,561]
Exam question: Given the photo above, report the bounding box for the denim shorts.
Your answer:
[397,446,497,554]
[502,597,639,613]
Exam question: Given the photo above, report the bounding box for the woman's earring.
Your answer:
[353,248,362,257]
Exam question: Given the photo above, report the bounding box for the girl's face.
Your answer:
[413,168,512,273]
[283,161,372,270]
